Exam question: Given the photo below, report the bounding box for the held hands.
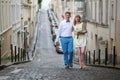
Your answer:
[77,31,85,39]
[55,41,60,46]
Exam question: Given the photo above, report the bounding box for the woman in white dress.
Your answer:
[73,15,87,69]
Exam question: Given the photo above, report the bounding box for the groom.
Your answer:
[56,12,73,69]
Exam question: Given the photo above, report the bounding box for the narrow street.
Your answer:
[0,10,120,80]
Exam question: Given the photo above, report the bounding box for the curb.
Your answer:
[0,60,31,70]
[73,60,120,70]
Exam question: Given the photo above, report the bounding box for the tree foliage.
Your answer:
[38,0,42,8]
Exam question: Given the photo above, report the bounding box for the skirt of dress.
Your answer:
[74,35,87,47]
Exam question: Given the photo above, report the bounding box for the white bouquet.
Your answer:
[75,27,82,39]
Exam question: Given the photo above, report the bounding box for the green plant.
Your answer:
[38,0,42,8]
[2,55,12,60]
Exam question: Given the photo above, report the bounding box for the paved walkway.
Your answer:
[0,10,120,80]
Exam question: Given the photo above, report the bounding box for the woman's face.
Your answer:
[75,17,80,22]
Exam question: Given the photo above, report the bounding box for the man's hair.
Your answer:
[65,11,71,15]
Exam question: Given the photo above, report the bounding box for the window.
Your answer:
[102,0,108,25]
[117,1,120,20]
[8,1,11,26]
[1,0,3,32]
[12,4,14,24]
[18,0,21,22]
[86,1,92,21]
[96,1,99,23]
[6,0,9,27]
[4,0,7,30]
[12,4,16,24]
[106,0,108,24]
[92,1,95,21]
[24,21,28,26]
[2,0,5,30]
[9,0,12,25]
[99,0,103,24]
[86,2,90,20]
[90,1,92,21]
[111,4,114,20]
[95,1,97,22]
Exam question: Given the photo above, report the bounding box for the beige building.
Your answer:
[85,0,120,63]
[0,0,38,59]
[50,0,74,21]
[50,0,85,21]
[50,0,63,22]
[0,0,19,57]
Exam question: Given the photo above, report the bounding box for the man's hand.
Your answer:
[78,32,85,35]
[55,41,60,46]
[77,32,85,39]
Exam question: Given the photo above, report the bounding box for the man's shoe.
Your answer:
[69,64,73,68]
[65,66,69,69]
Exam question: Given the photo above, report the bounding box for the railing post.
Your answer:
[89,51,91,64]
[0,44,1,65]
[98,49,101,64]
[24,49,26,61]
[113,46,116,66]
[15,46,17,62]
[23,49,25,61]
[105,47,108,65]
[93,50,95,64]
[10,44,13,62]
[85,51,87,64]
[21,48,23,61]
[27,51,29,60]
[18,48,20,62]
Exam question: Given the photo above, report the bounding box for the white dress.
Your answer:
[74,23,87,47]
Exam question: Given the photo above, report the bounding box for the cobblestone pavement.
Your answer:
[0,10,120,80]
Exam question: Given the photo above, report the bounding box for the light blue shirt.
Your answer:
[56,19,73,42]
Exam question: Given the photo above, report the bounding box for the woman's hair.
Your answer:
[73,15,81,26]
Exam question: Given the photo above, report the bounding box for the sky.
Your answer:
[41,0,51,10]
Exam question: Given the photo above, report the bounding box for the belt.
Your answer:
[60,36,72,38]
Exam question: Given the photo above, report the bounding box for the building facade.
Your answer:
[0,0,21,58]
[50,0,63,22]
[85,0,120,63]
[50,0,85,22]
[0,0,38,59]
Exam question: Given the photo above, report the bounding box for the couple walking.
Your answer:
[55,12,87,69]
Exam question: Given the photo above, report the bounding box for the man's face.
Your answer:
[65,13,71,20]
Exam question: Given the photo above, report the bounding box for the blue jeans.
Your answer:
[60,37,73,66]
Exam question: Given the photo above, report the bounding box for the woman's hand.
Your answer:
[77,32,85,35]
[77,32,85,39]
